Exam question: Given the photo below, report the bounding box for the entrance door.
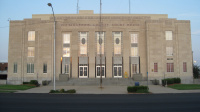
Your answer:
[96,66,105,78]
[113,66,122,78]
[79,66,88,78]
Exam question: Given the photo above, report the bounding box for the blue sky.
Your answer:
[0,0,199,65]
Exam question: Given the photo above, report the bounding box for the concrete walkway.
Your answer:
[15,85,200,94]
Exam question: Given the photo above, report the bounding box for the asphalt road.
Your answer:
[0,93,200,112]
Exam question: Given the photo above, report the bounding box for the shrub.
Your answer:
[23,82,30,84]
[42,80,50,86]
[30,80,39,86]
[162,78,181,86]
[60,89,65,93]
[127,86,149,93]
[66,89,76,93]
[174,78,181,83]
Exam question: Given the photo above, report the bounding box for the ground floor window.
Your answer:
[27,63,34,73]
[154,63,158,72]
[13,62,17,73]
[96,65,105,78]
[167,63,174,72]
[113,65,122,78]
[65,64,69,74]
[183,62,187,72]
[43,63,47,73]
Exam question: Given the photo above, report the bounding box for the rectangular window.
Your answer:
[113,32,122,55]
[13,62,17,73]
[65,64,69,74]
[63,33,70,44]
[131,47,138,57]
[80,32,88,55]
[96,32,105,55]
[27,63,34,73]
[43,63,47,73]
[28,31,35,41]
[183,62,187,72]
[166,47,173,56]
[154,63,158,72]
[131,34,138,43]
[63,48,70,57]
[28,47,35,57]
[166,31,172,40]
[167,63,174,72]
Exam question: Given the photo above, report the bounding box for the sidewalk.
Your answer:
[15,85,200,94]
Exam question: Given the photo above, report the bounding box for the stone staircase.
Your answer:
[49,78,149,86]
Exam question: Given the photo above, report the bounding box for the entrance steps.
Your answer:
[49,78,149,86]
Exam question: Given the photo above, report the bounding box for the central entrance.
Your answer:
[113,66,122,78]
[79,66,88,78]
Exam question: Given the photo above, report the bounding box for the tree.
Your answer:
[193,65,200,79]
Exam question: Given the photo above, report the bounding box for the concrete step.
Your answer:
[49,78,149,86]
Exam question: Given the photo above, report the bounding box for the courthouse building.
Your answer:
[7,10,193,84]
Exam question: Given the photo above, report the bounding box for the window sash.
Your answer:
[131,47,138,57]
[28,47,35,57]
[63,34,70,44]
[167,63,174,72]
[131,34,138,43]
[166,31,172,40]
[27,63,34,73]
[63,48,70,57]
[96,32,104,54]
[154,63,158,72]
[28,31,35,41]
[114,32,122,55]
[80,32,88,55]
[13,63,17,73]
[65,64,69,74]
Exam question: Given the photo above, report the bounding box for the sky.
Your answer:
[0,0,199,65]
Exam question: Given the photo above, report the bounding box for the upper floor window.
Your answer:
[165,31,172,40]
[131,34,138,43]
[28,31,35,41]
[63,48,70,57]
[28,47,35,57]
[113,32,122,55]
[96,32,105,55]
[131,47,138,57]
[63,33,70,44]
[43,63,47,73]
[166,47,173,56]
[79,32,88,55]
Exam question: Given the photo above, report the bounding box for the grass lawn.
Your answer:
[0,85,36,90]
[168,84,200,90]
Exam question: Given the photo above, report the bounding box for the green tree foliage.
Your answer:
[193,65,200,79]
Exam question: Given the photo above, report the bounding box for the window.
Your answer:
[183,62,187,72]
[166,31,172,40]
[96,32,105,54]
[113,32,122,55]
[131,47,138,57]
[43,63,47,73]
[63,48,70,57]
[28,47,35,57]
[65,64,69,74]
[154,63,158,72]
[27,63,34,73]
[131,34,138,43]
[28,31,35,41]
[13,63,17,73]
[80,32,88,55]
[166,47,173,56]
[63,34,70,44]
[167,63,174,72]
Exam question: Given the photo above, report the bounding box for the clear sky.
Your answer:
[0,0,199,65]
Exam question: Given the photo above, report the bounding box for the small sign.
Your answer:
[124,72,128,78]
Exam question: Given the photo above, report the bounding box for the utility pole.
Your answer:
[99,0,103,88]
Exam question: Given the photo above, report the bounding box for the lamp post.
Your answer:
[48,3,56,90]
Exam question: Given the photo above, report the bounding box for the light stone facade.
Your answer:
[7,10,193,84]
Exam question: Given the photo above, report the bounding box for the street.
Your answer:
[0,93,200,112]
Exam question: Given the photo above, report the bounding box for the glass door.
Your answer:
[96,66,105,78]
[79,66,88,78]
[113,66,122,78]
